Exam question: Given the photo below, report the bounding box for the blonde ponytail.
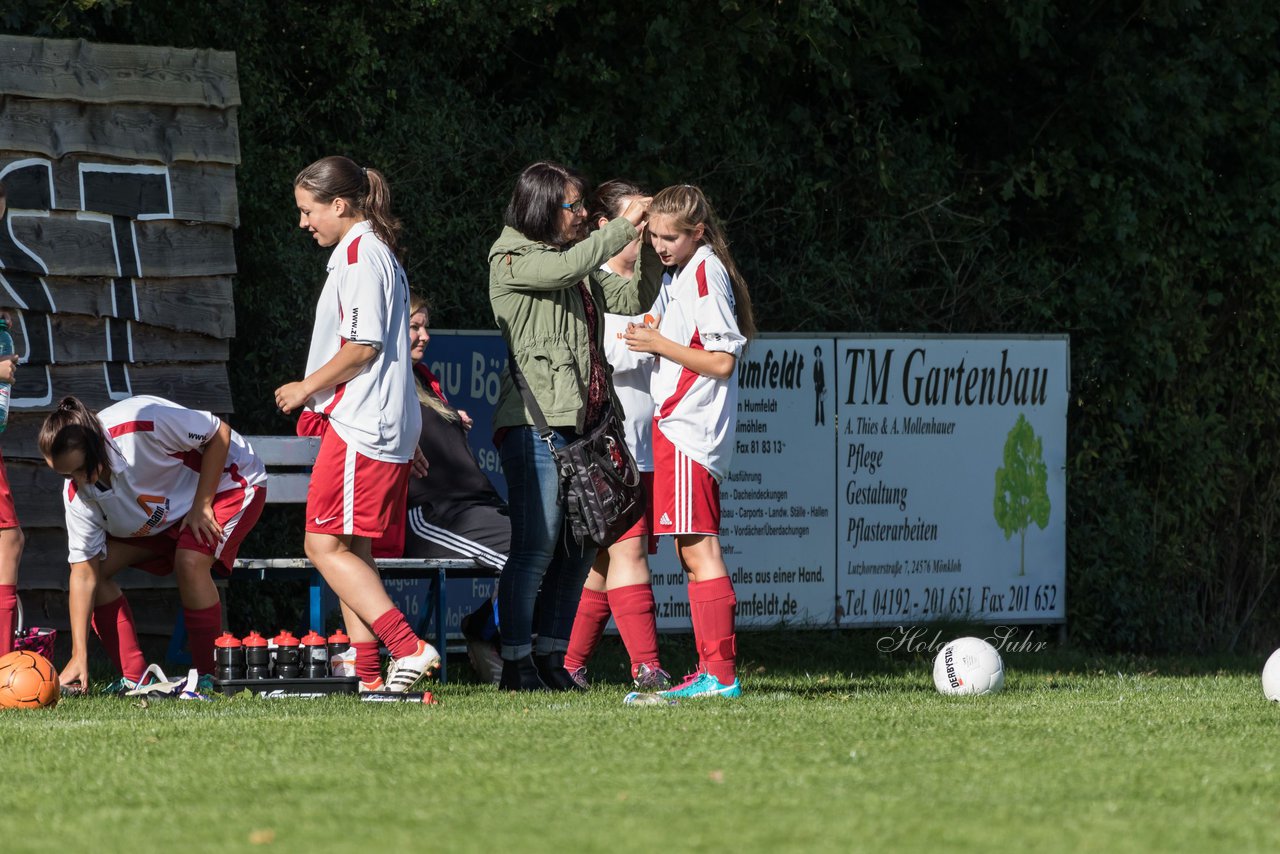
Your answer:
[650,185,756,340]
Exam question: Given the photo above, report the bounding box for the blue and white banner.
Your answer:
[834,337,1068,626]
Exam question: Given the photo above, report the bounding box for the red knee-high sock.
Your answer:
[0,584,16,657]
[608,584,660,678]
[687,576,737,685]
[92,594,146,682]
[353,641,382,684]
[564,588,611,672]
[685,579,708,672]
[370,609,420,660]
[183,602,222,675]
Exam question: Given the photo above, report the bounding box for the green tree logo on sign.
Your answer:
[993,414,1050,576]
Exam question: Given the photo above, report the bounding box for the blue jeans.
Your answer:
[497,426,598,660]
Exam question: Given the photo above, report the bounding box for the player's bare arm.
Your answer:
[62,558,100,689]
[275,342,379,413]
[623,322,736,380]
[182,420,232,546]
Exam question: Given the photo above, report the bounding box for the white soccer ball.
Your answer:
[933,636,1005,696]
[1262,648,1280,701]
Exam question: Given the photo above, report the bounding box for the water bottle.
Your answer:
[0,317,13,434]
[327,628,351,676]
[300,631,329,678]
[273,630,300,678]
[243,631,271,679]
[214,632,245,682]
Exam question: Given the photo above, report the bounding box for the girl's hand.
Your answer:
[621,197,652,228]
[0,355,16,385]
[623,321,666,354]
[59,657,90,692]
[274,382,310,414]
[412,447,430,478]
[457,409,474,431]
[181,502,224,547]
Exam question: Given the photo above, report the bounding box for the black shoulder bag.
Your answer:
[508,353,644,548]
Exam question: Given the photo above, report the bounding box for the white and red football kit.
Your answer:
[301,221,420,463]
[301,222,419,537]
[61,395,267,571]
[650,246,746,536]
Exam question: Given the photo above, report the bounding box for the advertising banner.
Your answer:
[834,337,1068,626]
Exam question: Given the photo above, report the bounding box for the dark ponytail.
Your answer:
[589,179,646,226]
[294,156,403,259]
[38,396,111,478]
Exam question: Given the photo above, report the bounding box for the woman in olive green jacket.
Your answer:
[489,161,662,690]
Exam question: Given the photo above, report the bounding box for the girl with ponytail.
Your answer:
[622,184,754,700]
[39,395,267,693]
[275,155,439,693]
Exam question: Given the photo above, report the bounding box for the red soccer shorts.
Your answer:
[616,470,655,545]
[109,483,266,576]
[0,449,17,529]
[651,422,721,538]
[306,427,410,539]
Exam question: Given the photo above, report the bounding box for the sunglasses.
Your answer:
[560,198,587,214]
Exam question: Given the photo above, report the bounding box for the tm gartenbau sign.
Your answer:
[835,337,1068,627]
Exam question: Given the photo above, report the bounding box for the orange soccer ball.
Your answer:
[0,650,60,709]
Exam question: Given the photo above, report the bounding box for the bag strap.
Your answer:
[507,349,556,441]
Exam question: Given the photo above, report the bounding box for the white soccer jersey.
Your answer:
[62,395,267,564]
[601,266,674,472]
[302,221,421,462]
[650,246,746,481]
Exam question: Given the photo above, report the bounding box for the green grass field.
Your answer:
[4,631,1278,853]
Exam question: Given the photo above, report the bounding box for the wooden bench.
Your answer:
[234,436,496,683]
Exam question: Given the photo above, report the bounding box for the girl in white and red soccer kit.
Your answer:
[39,395,266,691]
[563,180,674,690]
[0,303,23,658]
[624,184,756,699]
[275,155,437,693]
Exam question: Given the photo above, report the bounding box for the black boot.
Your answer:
[534,651,587,692]
[499,655,547,691]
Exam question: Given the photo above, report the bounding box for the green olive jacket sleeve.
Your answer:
[488,217,665,432]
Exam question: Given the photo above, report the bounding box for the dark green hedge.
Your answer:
[7,0,1279,652]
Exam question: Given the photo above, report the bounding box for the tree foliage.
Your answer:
[5,0,1280,652]
[994,414,1051,577]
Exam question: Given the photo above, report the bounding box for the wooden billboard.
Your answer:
[0,35,240,587]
